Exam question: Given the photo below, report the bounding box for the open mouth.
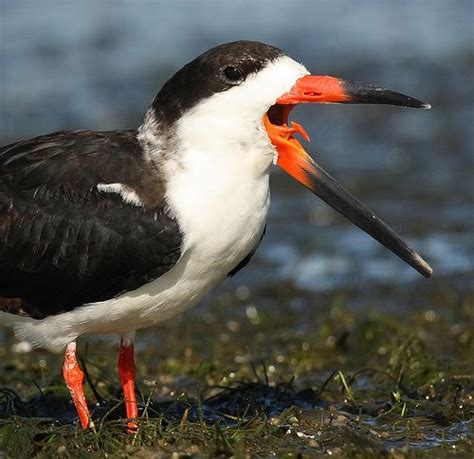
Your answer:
[266,104,291,126]
[264,104,315,189]
[262,77,433,279]
[265,104,309,142]
[266,103,310,137]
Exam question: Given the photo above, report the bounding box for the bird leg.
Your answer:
[63,342,90,429]
[118,332,138,432]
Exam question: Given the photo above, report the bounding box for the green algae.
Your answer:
[0,282,472,457]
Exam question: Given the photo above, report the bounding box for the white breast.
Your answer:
[8,144,271,351]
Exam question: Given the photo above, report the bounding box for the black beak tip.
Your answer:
[415,254,434,278]
[416,101,432,110]
[389,94,432,110]
[341,80,432,110]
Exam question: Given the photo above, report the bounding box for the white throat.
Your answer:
[139,56,308,172]
[175,56,308,172]
[162,57,306,246]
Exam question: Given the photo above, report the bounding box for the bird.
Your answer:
[0,40,432,431]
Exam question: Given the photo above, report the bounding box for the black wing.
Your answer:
[0,130,182,319]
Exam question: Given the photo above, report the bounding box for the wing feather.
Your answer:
[0,130,182,318]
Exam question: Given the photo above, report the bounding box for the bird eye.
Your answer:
[223,66,243,83]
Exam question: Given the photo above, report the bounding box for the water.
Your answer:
[1,1,472,298]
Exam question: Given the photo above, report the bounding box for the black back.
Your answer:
[0,131,182,318]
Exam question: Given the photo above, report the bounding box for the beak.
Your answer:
[264,75,433,278]
[275,75,432,109]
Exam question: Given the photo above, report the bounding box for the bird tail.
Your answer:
[1,312,77,352]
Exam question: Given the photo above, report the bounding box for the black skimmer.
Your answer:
[0,41,432,431]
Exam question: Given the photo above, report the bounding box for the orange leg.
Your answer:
[63,342,90,429]
[118,332,138,432]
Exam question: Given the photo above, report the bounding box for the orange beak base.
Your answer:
[264,75,433,278]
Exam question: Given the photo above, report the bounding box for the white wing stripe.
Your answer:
[97,183,144,207]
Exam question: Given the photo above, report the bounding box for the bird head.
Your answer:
[144,41,432,278]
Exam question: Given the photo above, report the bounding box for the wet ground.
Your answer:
[0,1,473,456]
[1,287,473,456]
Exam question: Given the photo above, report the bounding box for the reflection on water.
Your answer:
[1,0,473,298]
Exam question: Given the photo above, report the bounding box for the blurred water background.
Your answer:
[0,0,473,312]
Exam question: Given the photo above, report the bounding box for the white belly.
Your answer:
[6,163,271,351]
